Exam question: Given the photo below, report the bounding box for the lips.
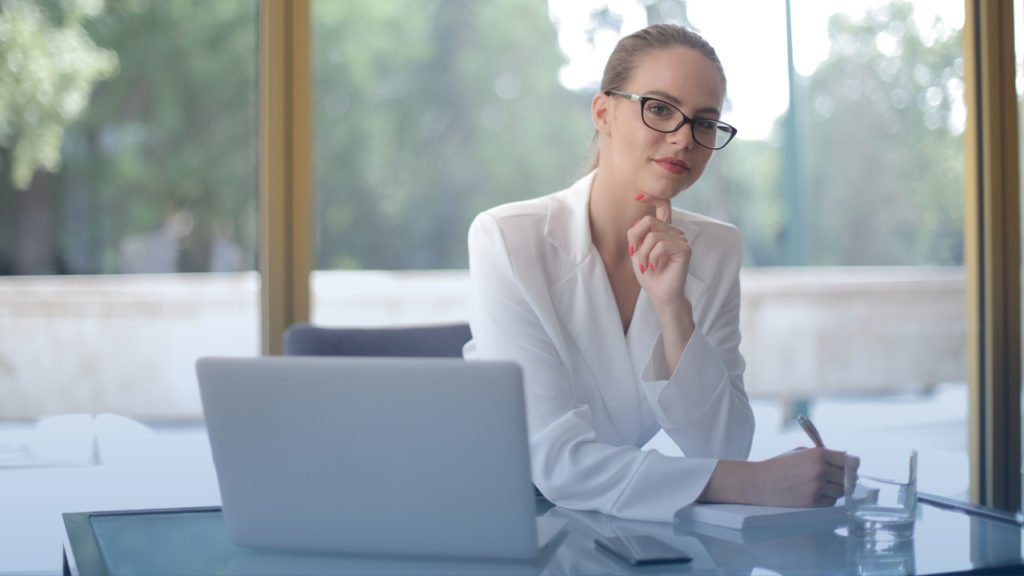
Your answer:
[653,157,689,175]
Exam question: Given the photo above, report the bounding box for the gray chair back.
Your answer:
[282,323,472,358]
[282,321,546,500]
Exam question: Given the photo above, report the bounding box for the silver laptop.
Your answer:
[196,356,559,560]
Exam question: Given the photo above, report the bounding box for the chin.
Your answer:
[643,178,688,200]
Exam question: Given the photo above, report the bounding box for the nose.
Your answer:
[668,122,694,150]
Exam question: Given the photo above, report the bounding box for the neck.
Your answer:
[588,167,655,260]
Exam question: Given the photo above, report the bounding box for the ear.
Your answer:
[592,92,613,136]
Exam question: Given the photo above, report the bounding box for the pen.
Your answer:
[796,415,825,448]
[918,491,1024,526]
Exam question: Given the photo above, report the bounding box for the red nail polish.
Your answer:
[639,263,646,274]
[634,194,645,201]
[634,219,641,227]
[629,245,635,256]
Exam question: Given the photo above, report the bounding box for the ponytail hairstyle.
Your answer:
[585,24,726,173]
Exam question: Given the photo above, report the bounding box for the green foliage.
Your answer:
[682,1,964,266]
[313,0,592,270]
[0,0,117,189]
[804,1,964,265]
[58,0,258,272]
[0,0,969,273]
[682,138,785,266]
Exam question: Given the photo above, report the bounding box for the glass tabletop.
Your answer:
[65,500,1024,576]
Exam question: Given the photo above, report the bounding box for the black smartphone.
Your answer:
[594,535,693,566]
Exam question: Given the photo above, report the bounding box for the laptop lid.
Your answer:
[196,356,537,560]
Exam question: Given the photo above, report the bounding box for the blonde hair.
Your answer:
[586,24,726,172]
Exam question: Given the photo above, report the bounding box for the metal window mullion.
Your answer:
[259,0,312,355]
[964,0,1021,512]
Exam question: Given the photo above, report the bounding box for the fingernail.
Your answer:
[634,219,641,227]
[634,194,645,201]
[629,244,635,256]
[639,263,646,274]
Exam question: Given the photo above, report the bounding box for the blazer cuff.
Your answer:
[641,327,729,421]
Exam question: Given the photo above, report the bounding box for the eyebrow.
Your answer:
[645,90,721,118]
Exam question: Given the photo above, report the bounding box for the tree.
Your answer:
[2,0,965,275]
[0,0,116,189]
[681,1,963,267]
[72,0,259,273]
[2,0,588,274]
[0,0,117,273]
[0,0,259,274]
[313,0,593,270]
[801,1,963,265]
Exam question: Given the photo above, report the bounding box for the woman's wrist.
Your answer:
[655,296,694,331]
[656,298,695,372]
[697,459,758,504]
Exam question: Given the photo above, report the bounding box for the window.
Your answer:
[310,0,592,325]
[1016,0,1024,502]
[684,0,968,499]
[0,0,994,504]
[311,0,968,499]
[0,0,260,418]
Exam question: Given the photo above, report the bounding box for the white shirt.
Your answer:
[464,172,754,522]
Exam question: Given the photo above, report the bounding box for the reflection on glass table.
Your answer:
[64,496,1023,576]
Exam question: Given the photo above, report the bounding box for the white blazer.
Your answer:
[463,171,754,522]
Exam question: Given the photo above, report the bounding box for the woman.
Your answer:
[464,24,845,522]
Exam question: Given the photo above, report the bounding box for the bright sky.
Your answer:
[547,0,967,140]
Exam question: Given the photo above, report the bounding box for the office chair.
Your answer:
[282,322,472,358]
[282,321,548,501]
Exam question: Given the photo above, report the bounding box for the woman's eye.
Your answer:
[694,119,718,133]
[646,103,671,117]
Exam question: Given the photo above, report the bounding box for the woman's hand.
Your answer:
[626,194,692,308]
[699,447,847,507]
[752,447,847,507]
[627,194,695,372]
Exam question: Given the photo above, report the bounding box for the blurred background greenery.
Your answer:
[0,0,967,274]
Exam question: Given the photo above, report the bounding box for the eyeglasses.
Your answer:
[604,90,737,150]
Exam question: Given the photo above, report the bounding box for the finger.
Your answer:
[824,467,845,487]
[846,454,861,472]
[648,241,666,273]
[647,236,690,272]
[822,481,844,499]
[634,193,673,224]
[655,201,671,224]
[823,449,848,468]
[634,231,673,272]
[632,232,658,275]
[815,495,839,507]
[626,216,649,253]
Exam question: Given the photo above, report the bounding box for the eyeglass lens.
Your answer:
[641,99,731,149]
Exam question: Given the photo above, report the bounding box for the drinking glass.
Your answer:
[845,450,918,541]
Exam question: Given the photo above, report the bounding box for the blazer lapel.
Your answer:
[673,213,710,314]
[545,174,641,443]
[542,176,714,443]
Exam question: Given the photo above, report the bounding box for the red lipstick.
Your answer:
[654,157,688,175]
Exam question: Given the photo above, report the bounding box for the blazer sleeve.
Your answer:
[467,212,722,523]
[639,228,755,460]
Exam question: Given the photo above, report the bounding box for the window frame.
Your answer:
[260,0,1023,511]
[963,0,1021,511]
[260,0,312,355]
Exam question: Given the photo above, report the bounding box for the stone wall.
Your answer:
[0,267,967,419]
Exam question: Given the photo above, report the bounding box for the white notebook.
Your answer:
[676,503,845,530]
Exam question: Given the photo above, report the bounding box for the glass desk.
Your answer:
[63,498,1024,575]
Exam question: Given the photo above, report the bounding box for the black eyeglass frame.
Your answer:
[604,90,738,150]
